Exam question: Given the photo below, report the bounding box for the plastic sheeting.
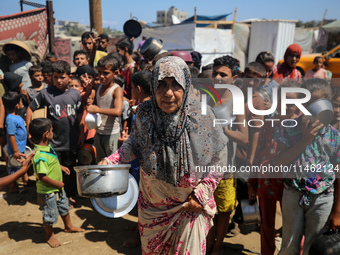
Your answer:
[194,28,234,67]
[233,23,250,71]
[248,21,296,64]
[134,23,235,68]
[322,20,340,33]
[294,28,313,55]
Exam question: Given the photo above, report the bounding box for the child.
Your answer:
[3,72,29,121]
[27,65,48,102]
[207,55,247,255]
[26,60,85,205]
[3,41,32,90]
[323,61,332,83]
[273,44,302,82]
[116,38,136,99]
[93,66,101,91]
[305,56,328,80]
[87,55,123,163]
[274,78,340,255]
[255,51,275,78]
[41,61,53,87]
[29,118,84,248]
[331,87,340,130]
[73,50,89,68]
[2,91,27,192]
[81,32,107,67]
[75,65,96,144]
[248,80,300,255]
[45,52,58,63]
[69,77,82,92]
[97,33,109,53]
[114,74,130,133]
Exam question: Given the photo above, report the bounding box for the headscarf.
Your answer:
[273,44,302,79]
[3,72,22,91]
[127,56,228,185]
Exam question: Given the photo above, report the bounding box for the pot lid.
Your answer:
[123,18,142,39]
[90,174,138,218]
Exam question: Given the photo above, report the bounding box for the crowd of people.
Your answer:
[0,31,339,255]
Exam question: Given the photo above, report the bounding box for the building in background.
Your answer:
[157,6,188,26]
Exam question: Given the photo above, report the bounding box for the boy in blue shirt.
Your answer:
[29,118,84,248]
[2,91,27,193]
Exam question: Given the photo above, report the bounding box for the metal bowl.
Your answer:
[302,98,333,126]
[74,164,131,198]
[240,199,261,225]
[140,37,163,61]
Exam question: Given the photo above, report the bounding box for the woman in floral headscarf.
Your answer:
[99,56,228,254]
[273,44,303,81]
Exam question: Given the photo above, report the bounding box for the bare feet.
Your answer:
[123,229,140,248]
[64,226,85,233]
[46,235,61,248]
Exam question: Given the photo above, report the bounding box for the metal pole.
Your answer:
[89,0,103,34]
[20,0,24,12]
[46,0,55,53]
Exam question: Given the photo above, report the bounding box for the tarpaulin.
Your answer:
[55,39,71,64]
[134,23,235,68]
[0,8,48,58]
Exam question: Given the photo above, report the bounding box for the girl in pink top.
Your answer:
[305,56,328,80]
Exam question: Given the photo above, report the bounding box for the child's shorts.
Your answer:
[214,178,237,213]
[38,189,69,225]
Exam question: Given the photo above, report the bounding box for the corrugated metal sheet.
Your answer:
[248,20,296,64]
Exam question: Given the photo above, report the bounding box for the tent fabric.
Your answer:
[181,13,232,27]
[194,28,234,67]
[0,8,48,58]
[133,23,235,68]
[248,21,296,64]
[294,28,313,55]
[233,23,250,71]
[322,20,340,33]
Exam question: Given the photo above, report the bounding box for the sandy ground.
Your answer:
[0,161,282,255]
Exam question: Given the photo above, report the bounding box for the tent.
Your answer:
[248,20,297,63]
[134,23,234,67]
[322,20,340,33]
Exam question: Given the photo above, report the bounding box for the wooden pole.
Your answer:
[89,0,103,34]
[320,9,328,27]
[46,1,55,53]
[194,7,197,24]
[232,7,237,34]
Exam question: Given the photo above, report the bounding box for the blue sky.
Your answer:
[1,0,339,31]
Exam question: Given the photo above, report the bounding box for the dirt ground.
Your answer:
[0,161,282,255]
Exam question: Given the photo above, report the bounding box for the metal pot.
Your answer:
[140,37,163,61]
[302,98,333,126]
[123,17,142,39]
[77,144,96,165]
[240,199,261,225]
[74,164,131,198]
